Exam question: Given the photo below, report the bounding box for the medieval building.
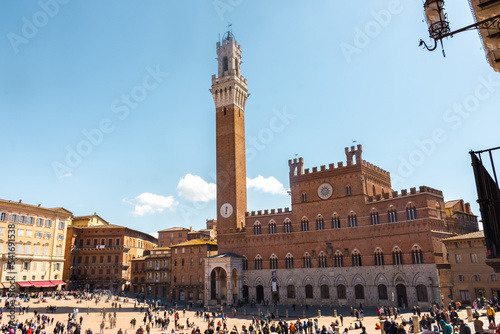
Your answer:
[204,31,478,308]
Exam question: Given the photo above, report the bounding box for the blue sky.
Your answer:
[1,0,499,235]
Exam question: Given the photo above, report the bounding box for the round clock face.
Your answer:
[317,183,333,200]
[220,203,234,218]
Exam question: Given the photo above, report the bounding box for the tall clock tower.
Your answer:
[211,31,248,235]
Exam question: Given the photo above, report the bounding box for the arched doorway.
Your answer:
[396,284,408,307]
[243,285,249,302]
[232,269,238,304]
[256,285,264,302]
[210,267,227,304]
[272,285,279,303]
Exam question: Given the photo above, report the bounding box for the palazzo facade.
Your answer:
[204,32,478,308]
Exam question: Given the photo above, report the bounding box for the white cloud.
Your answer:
[124,193,178,216]
[177,174,216,202]
[247,175,288,195]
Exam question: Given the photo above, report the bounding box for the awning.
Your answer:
[29,281,55,288]
[49,280,66,286]
[18,282,33,287]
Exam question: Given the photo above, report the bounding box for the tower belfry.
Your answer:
[211,31,248,234]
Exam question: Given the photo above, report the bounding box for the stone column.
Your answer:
[466,307,472,322]
[412,316,419,333]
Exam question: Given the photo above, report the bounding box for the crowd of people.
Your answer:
[0,289,499,334]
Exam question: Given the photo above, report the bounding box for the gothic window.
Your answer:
[285,253,294,269]
[316,216,324,230]
[287,285,295,298]
[348,212,357,227]
[378,284,388,300]
[305,285,313,299]
[393,246,403,265]
[301,218,309,231]
[416,285,428,302]
[253,222,261,235]
[355,285,365,299]
[242,256,248,270]
[321,285,330,299]
[270,254,278,270]
[352,250,362,267]
[412,245,423,264]
[268,221,277,234]
[303,252,311,268]
[334,251,344,267]
[254,255,262,270]
[346,186,352,195]
[318,251,327,268]
[283,219,292,233]
[370,210,380,225]
[302,193,307,202]
[331,213,340,229]
[406,203,418,220]
[388,207,398,222]
[374,248,384,266]
[337,285,346,299]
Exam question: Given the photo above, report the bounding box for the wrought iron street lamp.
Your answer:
[420,0,500,56]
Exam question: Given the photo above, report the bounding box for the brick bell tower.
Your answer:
[211,30,248,235]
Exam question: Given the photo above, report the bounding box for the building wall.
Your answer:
[67,218,157,291]
[444,232,500,304]
[0,200,71,290]
[171,241,217,302]
[158,228,189,247]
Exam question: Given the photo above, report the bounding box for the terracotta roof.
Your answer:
[0,199,73,216]
[158,227,190,232]
[445,200,462,209]
[442,230,484,241]
[170,239,217,247]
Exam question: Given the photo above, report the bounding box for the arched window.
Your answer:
[348,212,357,227]
[301,193,307,202]
[392,246,403,265]
[388,206,398,222]
[268,220,277,234]
[318,251,327,268]
[412,245,424,264]
[331,213,340,229]
[301,217,309,231]
[283,219,292,233]
[287,285,295,298]
[416,284,428,302]
[285,253,294,269]
[254,255,262,270]
[253,222,262,235]
[372,185,376,196]
[352,249,362,267]
[378,284,388,300]
[374,248,384,266]
[346,186,352,195]
[270,254,278,270]
[242,256,248,270]
[303,252,311,268]
[355,284,365,299]
[334,251,343,267]
[305,285,313,299]
[316,216,324,230]
[321,285,330,299]
[337,284,346,299]
[370,210,380,225]
[406,203,418,220]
